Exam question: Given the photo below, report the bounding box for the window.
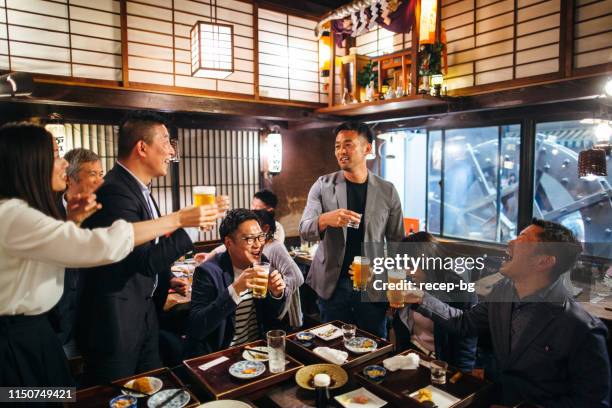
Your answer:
[382,124,521,243]
[534,120,612,257]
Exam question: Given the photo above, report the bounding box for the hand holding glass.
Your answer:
[351,256,371,291]
[387,269,407,308]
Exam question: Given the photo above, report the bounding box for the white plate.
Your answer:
[228,360,266,379]
[242,346,269,362]
[197,401,251,408]
[146,389,190,408]
[344,337,378,354]
[409,385,460,408]
[122,377,163,397]
[309,324,342,341]
[335,387,387,408]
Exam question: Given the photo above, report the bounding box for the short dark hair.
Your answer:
[253,209,276,239]
[64,148,100,181]
[334,121,374,144]
[531,218,582,279]
[253,189,278,209]
[219,208,260,240]
[0,122,61,219]
[118,110,168,159]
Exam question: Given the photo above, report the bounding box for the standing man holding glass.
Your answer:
[299,122,404,338]
[77,111,218,384]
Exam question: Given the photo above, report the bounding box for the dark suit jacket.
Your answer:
[417,277,611,407]
[76,164,193,355]
[185,252,286,356]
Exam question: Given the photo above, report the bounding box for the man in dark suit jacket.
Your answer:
[186,209,287,356]
[408,219,611,407]
[77,111,216,384]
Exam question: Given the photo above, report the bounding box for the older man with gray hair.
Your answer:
[49,147,104,357]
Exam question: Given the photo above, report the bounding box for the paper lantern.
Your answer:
[190,21,234,79]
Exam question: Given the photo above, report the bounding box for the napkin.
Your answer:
[382,353,419,371]
[313,347,348,365]
[198,356,229,371]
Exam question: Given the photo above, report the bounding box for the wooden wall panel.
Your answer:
[574,0,612,69]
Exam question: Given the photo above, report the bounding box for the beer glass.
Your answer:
[251,261,270,299]
[193,186,216,206]
[387,269,406,308]
[351,256,370,292]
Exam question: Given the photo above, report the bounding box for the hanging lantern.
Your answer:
[578,148,607,180]
[190,20,234,79]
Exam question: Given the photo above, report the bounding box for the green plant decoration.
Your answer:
[357,61,378,88]
[418,42,445,76]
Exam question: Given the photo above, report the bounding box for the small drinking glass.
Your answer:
[342,324,356,345]
[347,213,362,229]
[430,360,448,385]
[267,330,286,373]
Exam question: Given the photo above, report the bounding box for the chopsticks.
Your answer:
[244,346,269,357]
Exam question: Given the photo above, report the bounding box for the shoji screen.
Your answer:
[355,27,411,57]
[257,8,326,103]
[2,0,122,80]
[443,0,562,90]
[178,127,259,241]
[126,0,255,94]
[574,0,612,69]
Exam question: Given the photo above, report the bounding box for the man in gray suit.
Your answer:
[407,219,610,407]
[300,122,404,338]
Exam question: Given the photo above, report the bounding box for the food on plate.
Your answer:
[362,339,374,348]
[365,368,384,377]
[242,368,257,374]
[130,377,154,394]
[111,399,133,408]
[415,387,433,403]
[351,394,370,404]
[321,327,338,338]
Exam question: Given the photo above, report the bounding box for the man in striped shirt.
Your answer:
[187,209,287,355]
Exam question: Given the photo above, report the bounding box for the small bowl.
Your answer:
[296,331,315,342]
[109,395,137,408]
[295,364,348,390]
[363,365,386,383]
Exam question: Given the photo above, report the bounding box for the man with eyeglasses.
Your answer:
[186,209,287,355]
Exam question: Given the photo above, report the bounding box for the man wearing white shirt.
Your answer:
[186,209,287,355]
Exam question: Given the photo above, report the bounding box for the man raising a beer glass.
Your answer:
[186,209,287,355]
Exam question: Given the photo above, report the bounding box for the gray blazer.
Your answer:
[299,170,404,299]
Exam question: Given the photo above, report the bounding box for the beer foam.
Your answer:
[193,186,216,195]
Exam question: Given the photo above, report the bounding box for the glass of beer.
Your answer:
[251,261,270,298]
[351,256,370,292]
[387,269,406,308]
[193,186,216,206]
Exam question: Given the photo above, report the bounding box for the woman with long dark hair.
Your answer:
[394,232,478,372]
[0,122,217,386]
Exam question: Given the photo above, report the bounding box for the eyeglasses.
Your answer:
[240,233,267,245]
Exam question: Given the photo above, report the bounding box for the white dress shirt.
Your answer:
[0,198,135,316]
